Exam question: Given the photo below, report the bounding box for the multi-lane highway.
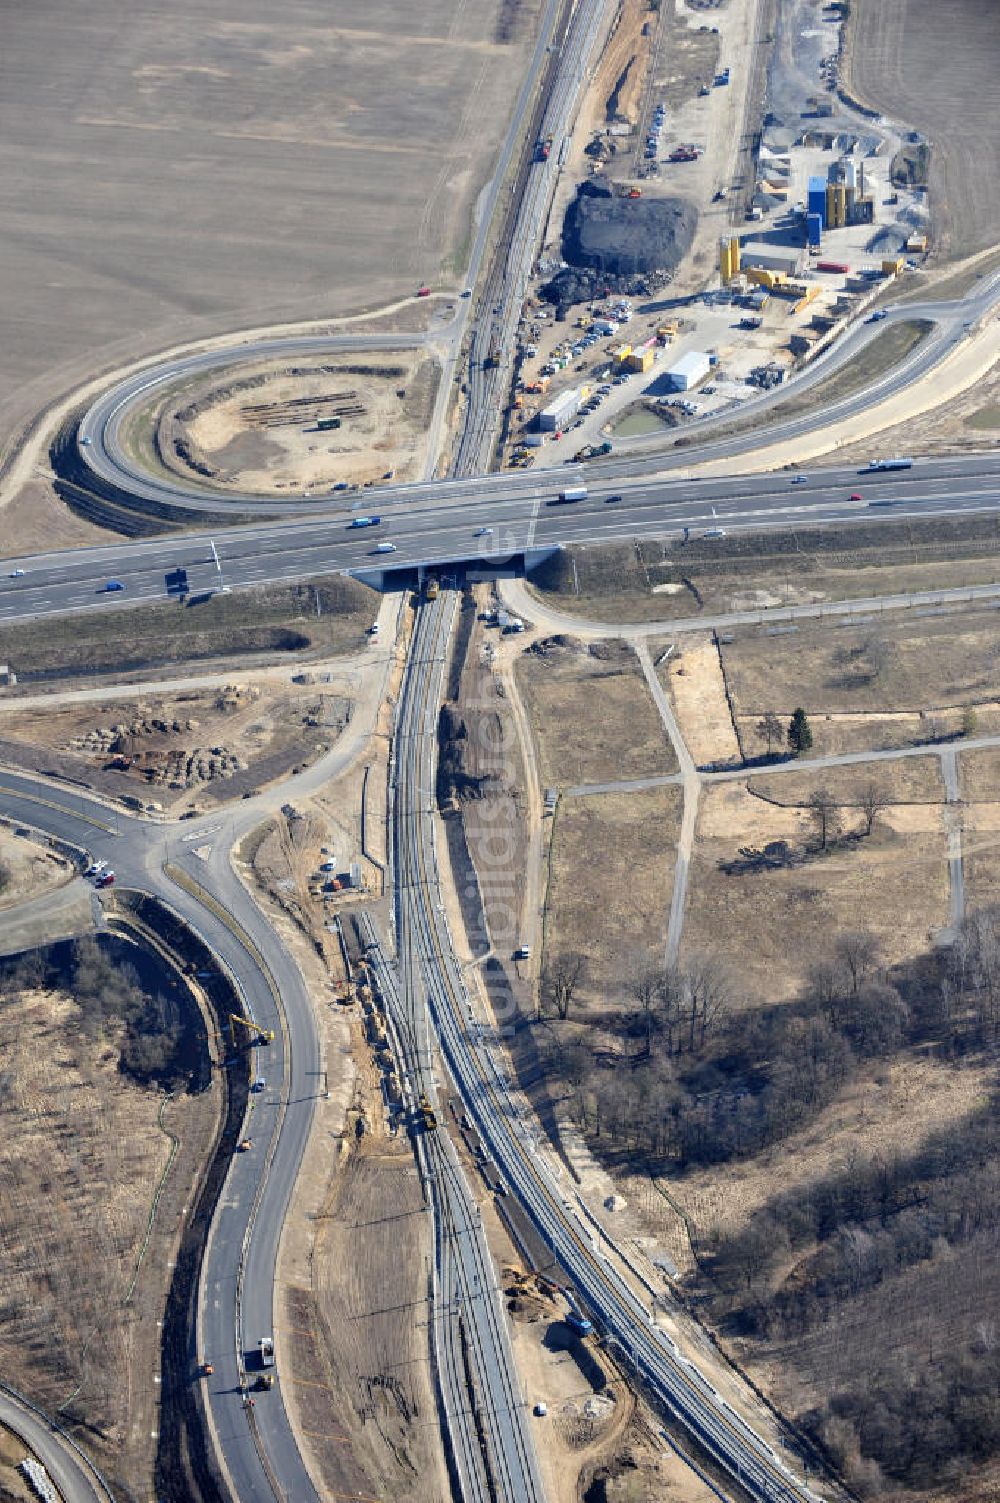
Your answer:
[5,453,1000,627]
[0,771,325,1503]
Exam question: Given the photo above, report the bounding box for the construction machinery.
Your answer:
[418,1093,438,1131]
[229,1013,274,1049]
[424,577,440,602]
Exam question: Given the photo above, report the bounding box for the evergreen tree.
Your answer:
[787,707,813,755]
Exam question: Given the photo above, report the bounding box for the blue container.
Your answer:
[807,211,823,247]
[807,175,826,229]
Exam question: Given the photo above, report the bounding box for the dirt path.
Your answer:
[633,640,699,963]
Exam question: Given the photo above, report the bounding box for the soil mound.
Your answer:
[561,180,697,278]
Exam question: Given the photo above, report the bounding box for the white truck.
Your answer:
[259,1336,275,1368]
[551,485,588,504]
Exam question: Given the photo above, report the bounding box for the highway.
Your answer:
[382,589,818,1502]
[5,453,1000,627]
[0,771,323,1503]
[67,263,999,519]
[0,1384,115,1503]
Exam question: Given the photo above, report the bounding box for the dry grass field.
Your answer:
[544,786,682,1006]
[526,519,1000,628]
[844,0,1000,260]
[681,781,949,1003]
[720,613,1000,745]
[0,1,541,442]
[515,637,677,787]
[0,576,374,686]
[0,985,218,1497]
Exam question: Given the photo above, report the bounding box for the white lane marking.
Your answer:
[525,496,541,549]
[182,825,222,842]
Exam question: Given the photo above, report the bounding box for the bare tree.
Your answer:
[680,954,733,1053]
[860,631,893,683]
[859,781,889,836]
[540,952,587,1020]
[629,967,663,1058]
[808,787,841,850]
[835,929,882,997]
[756,712,784,757]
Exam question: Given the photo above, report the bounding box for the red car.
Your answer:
[849,492,863,502]
[95,871,115,888]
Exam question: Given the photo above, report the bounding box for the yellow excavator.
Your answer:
[229,1013,274,1049]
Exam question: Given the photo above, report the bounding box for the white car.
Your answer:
[475,527,493,537]
[9,568,24,578]
[85,859,108,877]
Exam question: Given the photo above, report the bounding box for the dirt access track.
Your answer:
[0,1,542,449]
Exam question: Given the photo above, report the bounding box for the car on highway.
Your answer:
[102,579,125,592]
[474,526,493,536]
[374,541,397,554]
[605,494,622,504]
[349,516,381,529]
[790,475,808,484]
[9,568,24,577]
[79,435,92,446]
[867,309,888,322]
[849,492,863,502]
[703,528,727,538]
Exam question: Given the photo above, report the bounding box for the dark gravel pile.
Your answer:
[561,179,697,278]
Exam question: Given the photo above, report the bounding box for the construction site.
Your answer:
[501,0,933,471]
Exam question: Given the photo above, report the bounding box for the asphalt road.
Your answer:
[6,454,1000,627]
[0,772,321,1503]
[69,264,1000,520]
[0,1386,115,1503]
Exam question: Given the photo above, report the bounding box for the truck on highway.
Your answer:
[349,516,381,529]
[259,1336,275,1368]
[864,457,914,472]
[550,486,588,505]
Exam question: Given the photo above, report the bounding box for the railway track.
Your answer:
[384,588,825,1503]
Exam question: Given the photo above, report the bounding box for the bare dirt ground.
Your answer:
[0,985,220,1499]
[515,635,678,787]
[0,479,117,558]
[157,351,441,494]
[842,0,1000,260]
[662,634,741,768]
[0,2,542,454]
[0,826,74,911]
[0,675,356,816]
